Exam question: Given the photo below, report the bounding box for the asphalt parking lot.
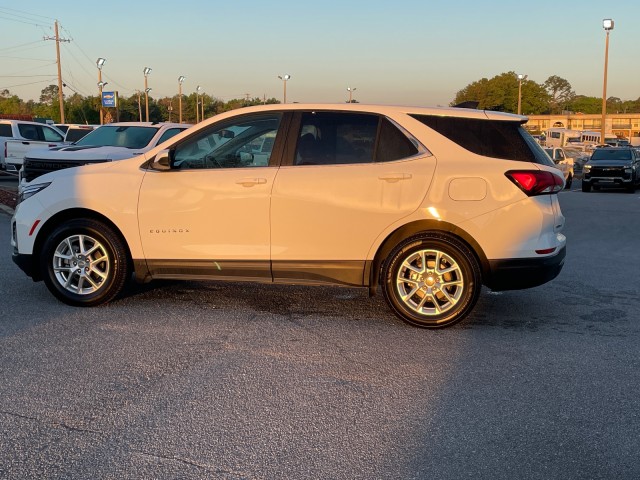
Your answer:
[1,180,639,479]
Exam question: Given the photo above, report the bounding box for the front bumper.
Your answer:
[12,251,39,281]
[484,246,566,291]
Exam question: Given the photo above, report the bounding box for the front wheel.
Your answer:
[40,219,129,306]
[582,182,592,192]
[381,233,482,328]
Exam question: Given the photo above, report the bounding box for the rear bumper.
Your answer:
[484,246,566,291]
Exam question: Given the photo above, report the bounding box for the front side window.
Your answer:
[171,114,281,170]
[42,125,64,142]
[157,127,187,145]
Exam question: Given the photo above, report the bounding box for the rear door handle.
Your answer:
[379,173,412,183]
[236,177,267,187]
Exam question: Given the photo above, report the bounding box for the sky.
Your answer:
[1,0,639,107]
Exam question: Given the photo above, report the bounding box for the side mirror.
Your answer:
[151,149,172,171]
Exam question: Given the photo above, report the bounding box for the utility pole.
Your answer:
[44,20,70,123]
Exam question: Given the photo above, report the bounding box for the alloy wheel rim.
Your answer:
[52,234,110,295]
[395,249,464,317]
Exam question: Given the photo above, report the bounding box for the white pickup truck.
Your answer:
[20,122,190,186]
[0,120,66,174]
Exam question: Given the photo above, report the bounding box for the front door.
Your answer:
[138,113,285,281]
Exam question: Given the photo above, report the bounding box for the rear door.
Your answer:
[270,111,435,285]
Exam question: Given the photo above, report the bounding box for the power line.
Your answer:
[0,40,44,53]
[0,7,55,21]
[0,14,47,28]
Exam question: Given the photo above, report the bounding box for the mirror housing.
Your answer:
[151,149,172,171]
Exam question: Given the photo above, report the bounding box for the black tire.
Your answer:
[582,182,592,192]
[626,184,636,193]
[40,219,129,306]
[381,232,482,328]
[565,173,573,189]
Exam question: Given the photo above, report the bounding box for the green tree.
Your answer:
[543,75,574,113]
[567,96,601,114]
[452,72,550,114]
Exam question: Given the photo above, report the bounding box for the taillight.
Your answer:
[505,170,564,196]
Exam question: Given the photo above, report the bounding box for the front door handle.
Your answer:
[379,173,412,183]
[236,177,267,187]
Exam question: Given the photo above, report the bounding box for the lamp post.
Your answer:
[98,81,108,123]
[143,67,151,122]
[136,91,142,122]
[601,19,614,143]
[278,74,290,104]
[96,57,106,124]
[517,73,527,115]
[347,86,356,103]
[196,85,202,122]
[178,75,185,123]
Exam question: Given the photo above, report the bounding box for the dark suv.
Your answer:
[582,147,640,193]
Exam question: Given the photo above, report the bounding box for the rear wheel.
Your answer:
[41,219,129,306]
[381,233,481,328]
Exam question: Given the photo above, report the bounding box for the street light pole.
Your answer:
[96,57,106,124]
[178,75,185,123]
[347,86,356,103]
[517,73,527,115]
[278,74,290,104]
[196,85,202,123]
[601,19,614,144]
[143,67,151,122]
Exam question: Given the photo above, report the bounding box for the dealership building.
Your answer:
[525,113,640,140]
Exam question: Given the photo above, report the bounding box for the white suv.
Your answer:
[11,104,566,328]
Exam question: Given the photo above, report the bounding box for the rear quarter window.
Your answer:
[410,114,554,166]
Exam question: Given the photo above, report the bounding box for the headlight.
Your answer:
[583,164,592,172]
[18,182,51,205]
[625,168,632,174]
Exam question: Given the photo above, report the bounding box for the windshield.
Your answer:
[590,149,632,161]
[75,125,158,149]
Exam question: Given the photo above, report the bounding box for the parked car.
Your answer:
[0,119,65,173]
[582,147,640,192]
[20,122,190,185]
[11,104,566,328]
[63,124,96,143]
[544,147,574,188]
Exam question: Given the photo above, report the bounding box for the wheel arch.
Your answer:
[32,208,134,282]
[367,220,490,296]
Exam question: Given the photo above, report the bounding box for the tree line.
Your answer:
[4,73,640,122]
[0,85,280,124]
[453,72,640,115]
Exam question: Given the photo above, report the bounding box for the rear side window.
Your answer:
[411,114,554,166]
[0,124,12,137]
[294,112,419,165]
[18,123,40,140]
